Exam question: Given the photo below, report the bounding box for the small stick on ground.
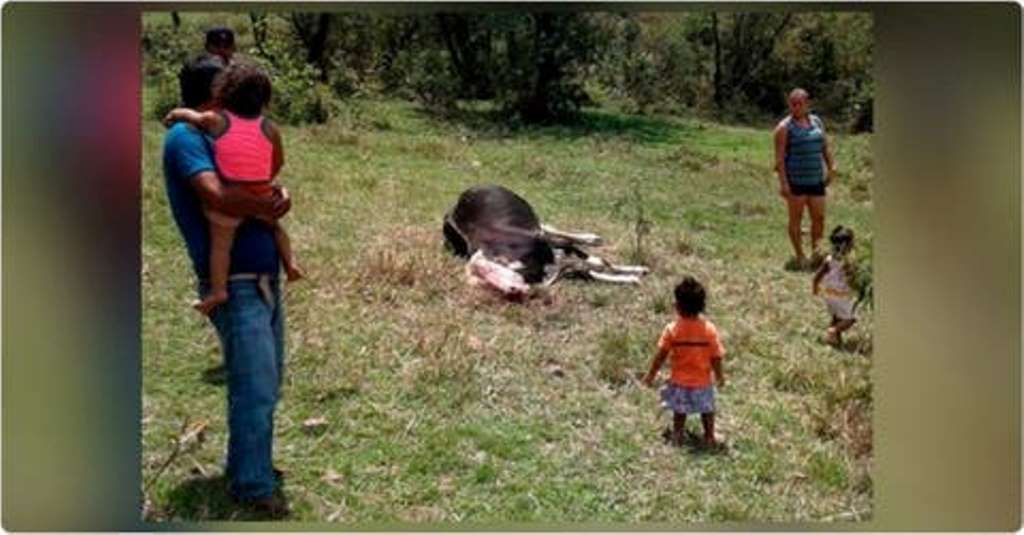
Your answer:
[143,417,208,494]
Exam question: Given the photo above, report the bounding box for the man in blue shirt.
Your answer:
[163,55,290,518]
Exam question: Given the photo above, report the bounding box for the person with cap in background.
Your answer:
[205,26,236,65]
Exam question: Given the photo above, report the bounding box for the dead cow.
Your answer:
[442,184,649,298]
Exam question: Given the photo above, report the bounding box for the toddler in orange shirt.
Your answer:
[643,276,726,449]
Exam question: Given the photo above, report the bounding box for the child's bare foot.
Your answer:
[825,327,840,346]
[193,290,228,316]
[701,437,727,453]
[661,427,686,447]
[785,255,808,271]
[285,262,305,282]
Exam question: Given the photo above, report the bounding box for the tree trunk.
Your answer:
[479,27,495,99]
[249,12,272,60]
[310,13,331,82]
[711,12,722,109]
[170,11,181,31]
[437,14,494,99]
[524,13,555,122]
[437,14,470,95]
[291,13,332,82]
[729,13,747,93]
[732,14,794,97]
[381,18,418,74]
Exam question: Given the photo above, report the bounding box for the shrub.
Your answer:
[595,14,702,115]
[150,73,182,121]
[326,49,365,99]
[250,39,335,125]
[270,62,331,125]
[141,23,193,80]
[141,21,195,120]
[848,235,873,310]
[396,48,460,115]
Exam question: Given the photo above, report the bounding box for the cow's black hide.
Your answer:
[443,185,555,283]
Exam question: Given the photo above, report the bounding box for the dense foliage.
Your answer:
[143,11,872,128]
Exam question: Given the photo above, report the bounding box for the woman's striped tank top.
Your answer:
[784,114,826,186]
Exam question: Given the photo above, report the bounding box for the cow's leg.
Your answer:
[587,271,642,284]
[540,224,604,247]
[549,262,641,285]
[604,263,651,276]
[583,254,650,276]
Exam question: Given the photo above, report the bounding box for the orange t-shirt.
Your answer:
[657,316,725,388]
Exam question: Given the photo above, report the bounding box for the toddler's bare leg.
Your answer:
[195,211,241,315]
[700,413,717,448]
[825,326,840,346]
[833,318,856,345]
[672,412,687,447]
[826,309,856,345]
[271,221,304,282]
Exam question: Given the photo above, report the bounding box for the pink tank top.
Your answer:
[213,111,274,182]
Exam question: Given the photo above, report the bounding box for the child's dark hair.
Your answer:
[205,27,235,50]
[830,225,855,253]
[674,276,706,316]
[212,62,272,118]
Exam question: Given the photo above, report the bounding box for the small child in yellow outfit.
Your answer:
[643,276,726,449]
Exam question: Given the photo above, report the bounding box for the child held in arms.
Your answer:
[165,61,303,314]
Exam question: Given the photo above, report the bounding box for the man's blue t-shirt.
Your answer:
[162,122,280,279]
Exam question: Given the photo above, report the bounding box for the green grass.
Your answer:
[142,90,873,523]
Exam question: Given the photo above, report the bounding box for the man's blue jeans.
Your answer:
[203,276,285,500]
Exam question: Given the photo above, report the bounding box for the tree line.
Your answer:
[144,11,872,131]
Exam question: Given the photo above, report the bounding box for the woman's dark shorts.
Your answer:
[788,182,826,196]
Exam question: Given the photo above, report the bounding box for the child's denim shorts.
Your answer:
[660,383,716,414]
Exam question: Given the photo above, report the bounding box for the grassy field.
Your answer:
[142,87,873,522]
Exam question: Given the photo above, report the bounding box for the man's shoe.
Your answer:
[225,467,285,484]
[245,493,290,520]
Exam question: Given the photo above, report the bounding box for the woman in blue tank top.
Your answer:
[773,88,837,268]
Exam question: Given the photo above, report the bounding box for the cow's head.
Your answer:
[464,227,557,299]
[445,185,649,299]
[479,232,554,284]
